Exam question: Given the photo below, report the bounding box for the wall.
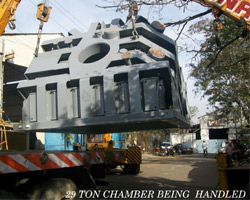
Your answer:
[196,139,227,154]
[45,133,85,151]
[111,133,125,149]
[1,33,63,123]
[200,115,210,141]
[45,133,65,150]
[170,132,228,154]
[198,112,239,153]
[0,33,63,67]
[43,133,125,150]
[36,132,45,144]
[170,133,196,151]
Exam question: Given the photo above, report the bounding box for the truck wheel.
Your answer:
[123,164,130,174]
[130,164,140,175]
[123,164,140,175]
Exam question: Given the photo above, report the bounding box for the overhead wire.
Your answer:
[1,37,34,51]
[51,0,88,31]
[3,24,38,48]
[3,0,67,55]
[15,27,38,43]
[13,27,62,50]
[48,1,83,31]
[49,18,69,33]
[2,28,36,51]
[27,0,69,33]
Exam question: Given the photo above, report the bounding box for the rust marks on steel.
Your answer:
[149,48,166,60]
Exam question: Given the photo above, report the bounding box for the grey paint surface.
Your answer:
[15,16,190,133]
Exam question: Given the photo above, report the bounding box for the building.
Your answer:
[196,110,249,153]
[0,33,63,150]
[167,109,249,154]
[1,33,63,121]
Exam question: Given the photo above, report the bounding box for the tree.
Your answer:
[189,105,198,124]
[98,0,250,131]
[97,0,212,36]
[128,130,166,151]
[62,133,74,150]
[188,16,250,130]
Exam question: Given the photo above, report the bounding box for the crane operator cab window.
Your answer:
[87,134,103,143]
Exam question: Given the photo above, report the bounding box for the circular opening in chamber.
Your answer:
[79,43,110,63]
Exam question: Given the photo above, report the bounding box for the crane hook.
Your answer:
[8,21,16,30]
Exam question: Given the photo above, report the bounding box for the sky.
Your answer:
[5,0,215,124]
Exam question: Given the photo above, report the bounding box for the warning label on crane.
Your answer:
[205,0,250,24]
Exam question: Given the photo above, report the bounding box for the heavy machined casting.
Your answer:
[15,16,190,133]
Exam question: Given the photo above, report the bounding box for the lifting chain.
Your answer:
[34,1,52,57]
[34,21,44,57]
[127,0,139,39]
[238,17,249,38]
[212,7,222,46]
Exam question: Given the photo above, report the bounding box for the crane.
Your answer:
[0,0,21,35]
[34,1,51,57]
[0,0,51,56]
[195,0,249,29]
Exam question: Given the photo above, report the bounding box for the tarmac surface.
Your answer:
[1,153,248,199]
[94,153,219,199]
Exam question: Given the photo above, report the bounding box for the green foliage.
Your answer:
[61,133,74,142]
[128,130,167,150]
[65,133,74,142]
[189,106,198,124]
[189,16,250,126]
[61,133,74,150]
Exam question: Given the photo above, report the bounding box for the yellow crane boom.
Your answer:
[0,0,21,35]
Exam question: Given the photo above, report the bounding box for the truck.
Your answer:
[2,14,185,198]
[85,133,141,173]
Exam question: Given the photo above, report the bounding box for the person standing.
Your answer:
[202,141,208,157]
[233,140,245,161]
[226,140,234,167]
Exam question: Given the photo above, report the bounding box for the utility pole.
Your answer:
[0,40,4,119]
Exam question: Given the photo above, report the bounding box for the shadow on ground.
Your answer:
[94,153,221,199]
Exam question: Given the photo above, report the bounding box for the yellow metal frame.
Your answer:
[86,133,112,150]
[86,133,142,165]
[0,118,8,150]
[0,0,21,35]
[202,0,250,29]
[216,154,229,190]
[36,3,52,22]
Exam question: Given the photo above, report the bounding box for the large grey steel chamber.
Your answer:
[15,16,190,133]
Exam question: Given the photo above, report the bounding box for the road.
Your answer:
[95,153,218,199]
